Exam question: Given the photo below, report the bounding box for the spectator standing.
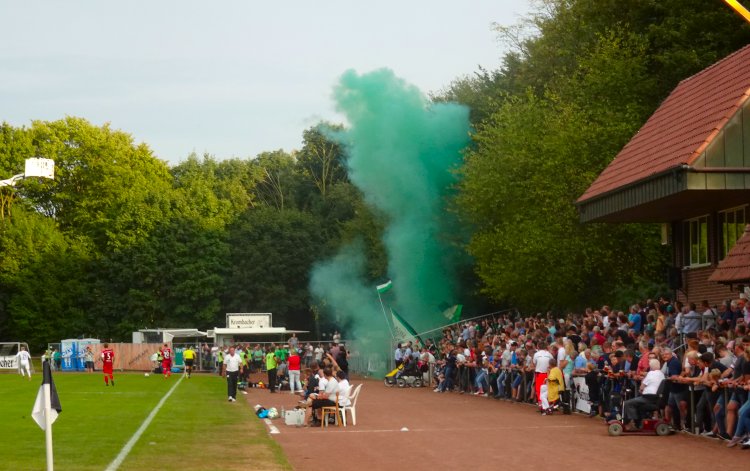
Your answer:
[265,346,278,393]
[53,348,62,371]
[533,343,554,408]
[394,344,404,367]
[252,345,263,373]
[726,345,750,447]
[628,305,642,333]
[303,343,313,368]
[288,348,302,395]
[223,346,241,402]
[314,343,324,364]
[84,346,95,373]
[682,303,702,335]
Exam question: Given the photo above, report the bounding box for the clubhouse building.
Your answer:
[577,45,750,304]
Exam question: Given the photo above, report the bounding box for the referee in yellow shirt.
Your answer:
[183,346,196,378]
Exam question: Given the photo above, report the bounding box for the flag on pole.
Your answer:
[376,280,393,294]
[32,361,62,431]
[442,304,463,323]
[390,308,422,345]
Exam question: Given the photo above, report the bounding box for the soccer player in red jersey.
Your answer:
[101,343,115,386]
[160,343,173,378]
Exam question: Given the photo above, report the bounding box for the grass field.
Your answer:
[0,370,291,471]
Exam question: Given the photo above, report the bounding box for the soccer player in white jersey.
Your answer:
[16,346,32,379]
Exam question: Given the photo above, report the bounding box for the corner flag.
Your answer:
[32,360,62,431]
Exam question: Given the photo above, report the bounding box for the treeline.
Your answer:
[445,0,750,311]
[2,0,750,347]
[0,119,386,347]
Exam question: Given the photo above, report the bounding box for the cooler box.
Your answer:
[284,409,305,426]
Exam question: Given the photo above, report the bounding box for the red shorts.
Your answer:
[103,364,113,374]
[162,360,172,371]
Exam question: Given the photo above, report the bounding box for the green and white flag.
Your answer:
[390,308,421,345]
[376,280,393,294]
[442,304,463,323]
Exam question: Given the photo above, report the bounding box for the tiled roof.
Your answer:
[709,225,750,283]
[578,44,750,203]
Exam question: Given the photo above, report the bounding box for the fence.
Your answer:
[426,362,745,440]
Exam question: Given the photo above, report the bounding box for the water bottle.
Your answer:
[281,405,285,418]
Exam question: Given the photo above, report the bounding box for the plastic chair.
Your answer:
[341,383,363,427]
[320,392,341,428]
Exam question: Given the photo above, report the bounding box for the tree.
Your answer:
[0,207,90,347]
[296,124,348,199]
[250,150,298,210]
[457,29,669,310]
[23,117,175,252]
[223,207,325,329]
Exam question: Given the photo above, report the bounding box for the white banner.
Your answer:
[572,376,591,414]
[226,313,271,329]
[0,356,18,369]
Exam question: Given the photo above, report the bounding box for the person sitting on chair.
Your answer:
[622,359,665,430]
[304,367,338,426]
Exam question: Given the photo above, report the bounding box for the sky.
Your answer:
[0,1,533,165]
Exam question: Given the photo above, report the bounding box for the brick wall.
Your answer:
[677,266,738,306]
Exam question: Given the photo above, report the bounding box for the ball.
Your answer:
[144,373,150,377]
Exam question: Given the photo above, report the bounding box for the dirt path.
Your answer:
[242,377,749,471]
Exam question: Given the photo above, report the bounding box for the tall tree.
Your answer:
[296,124,348,199]
[223,207,325,329]
[24,117,174,252]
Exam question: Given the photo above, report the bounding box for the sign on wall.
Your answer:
[226,313,272,329]
[0,356,17,369]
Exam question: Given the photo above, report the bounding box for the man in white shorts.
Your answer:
[16,346,32,380]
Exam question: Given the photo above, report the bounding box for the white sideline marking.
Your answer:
[264,418,280,434]
[278,424,583,434]
[104,376,184,471]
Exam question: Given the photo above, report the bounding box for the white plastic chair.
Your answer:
[341,383,362,427]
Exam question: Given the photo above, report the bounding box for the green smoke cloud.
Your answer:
[311,68,470,345]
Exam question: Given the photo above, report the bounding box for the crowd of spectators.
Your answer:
[399,297,750,449]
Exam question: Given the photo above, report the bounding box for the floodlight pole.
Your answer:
[0,173,25,188]
[724,0,750,23]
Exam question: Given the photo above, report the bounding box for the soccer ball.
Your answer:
[267,407,279,419]
[144,373,150,377]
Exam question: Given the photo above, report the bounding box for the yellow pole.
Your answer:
[725,0,750,23]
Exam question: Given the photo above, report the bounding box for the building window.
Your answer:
[684,215,709,266]
[720,206,746,259]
